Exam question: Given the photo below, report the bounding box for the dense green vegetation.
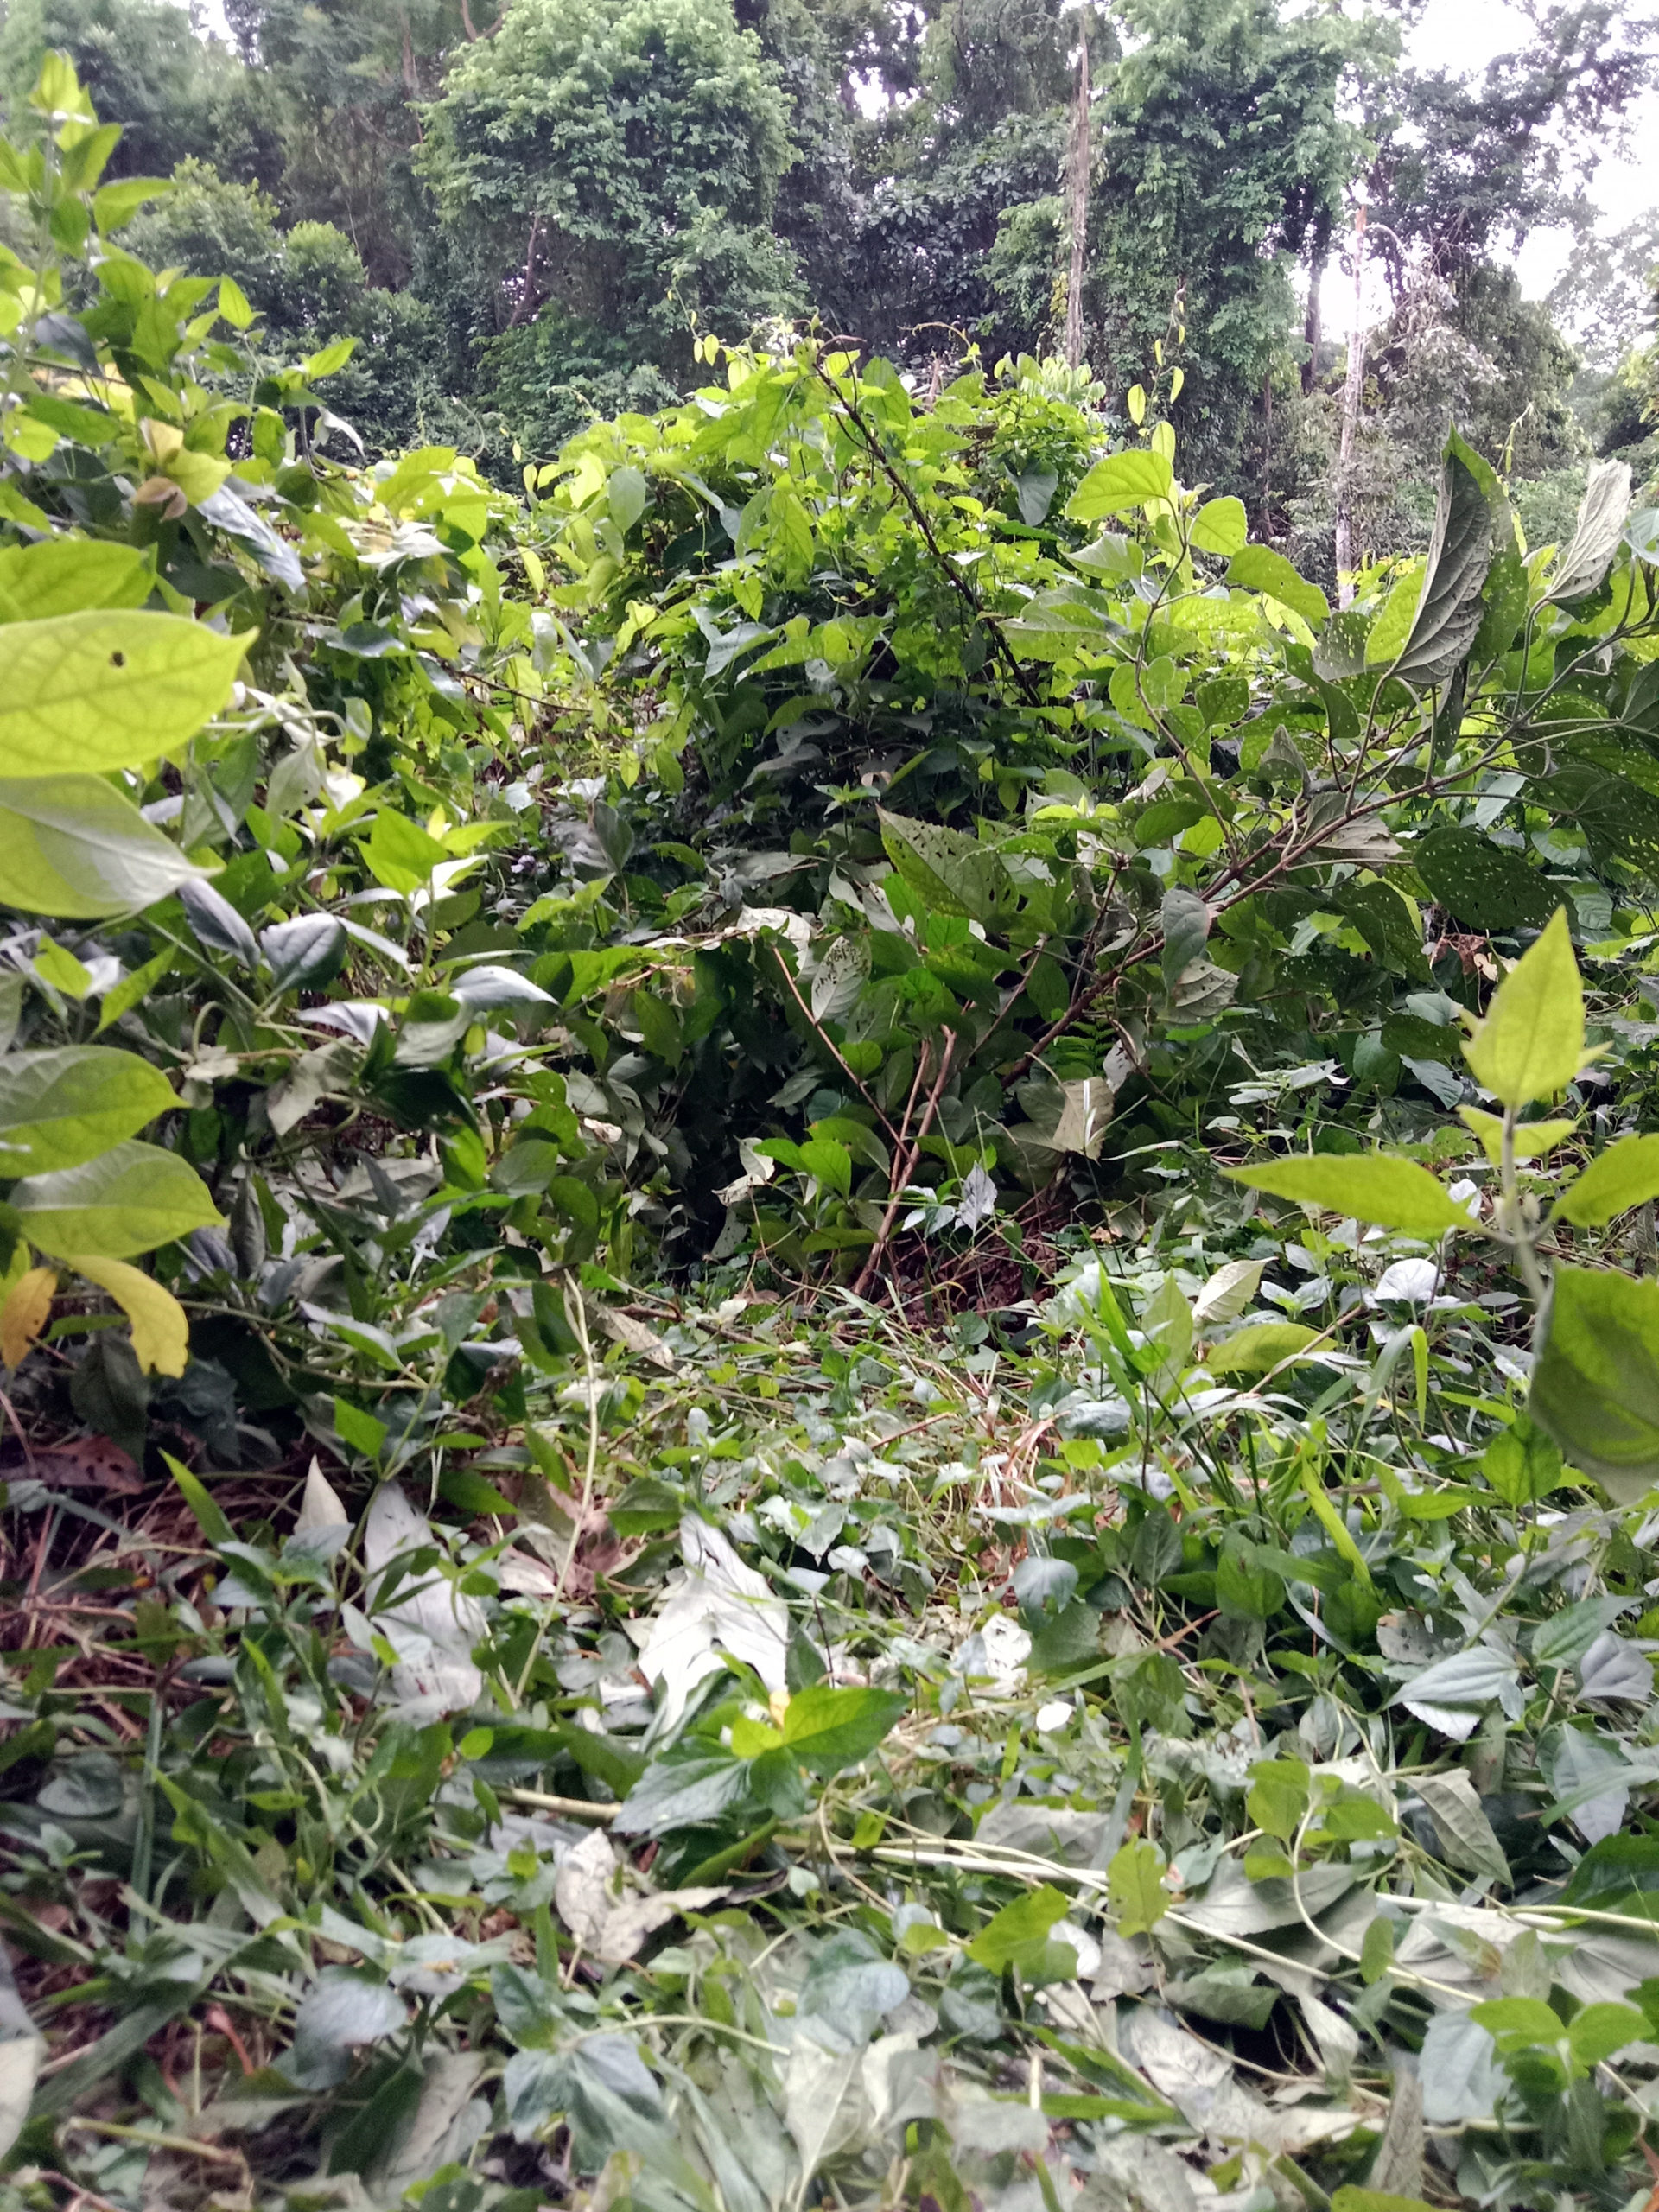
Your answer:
[11,16,1659,2212]
[2,0,1656,550]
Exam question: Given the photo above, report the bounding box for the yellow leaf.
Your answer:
[68,1254,188,1375]
[1464,906,1583,1106]
[1168,365,1185,404]
[1127,384,1147,426]
[0,1265,55,1368]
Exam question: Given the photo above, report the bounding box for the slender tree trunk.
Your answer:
[1333,205,1367,608]
[1063,23,1090,368]
[508,215,543,327]
[1302,240,1325,396]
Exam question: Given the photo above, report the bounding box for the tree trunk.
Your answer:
[1333,206,1367,608]
[1063,24,1090,368]
[1301,238,1325,395]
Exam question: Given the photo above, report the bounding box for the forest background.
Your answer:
[6,0,1659,577]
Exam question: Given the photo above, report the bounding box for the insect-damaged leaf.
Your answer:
[877,809,999,922]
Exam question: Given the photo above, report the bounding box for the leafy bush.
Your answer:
[12,54,1659,2212]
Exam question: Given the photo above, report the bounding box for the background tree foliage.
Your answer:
[3,0,1656,573]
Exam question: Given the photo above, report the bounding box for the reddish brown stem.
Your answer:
[853,1031,957,1299]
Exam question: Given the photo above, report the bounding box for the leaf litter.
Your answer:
[15,1262,1659,2212]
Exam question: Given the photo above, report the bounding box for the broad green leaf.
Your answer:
[1189,496,1247,556]
[1141,1270,1193,1389]
[1457,1107,1575,1167]
[781,1683,906,1773]
[1107,1839,1169,1937]
[796,1137,851,1198]
[1464,906,1582,1106]
[92,175,169,232]
[69,1255,188,1376]
[1554,1133,1659,1226]
[1469,1997,1564,2052]
[1530,1264,1659,1502]
[218,273,254,328]
[1065,448,1173,522]
[1226,544,1328,627]
[1566,2001,1646,2069]
[1411,825,1556,931]
[0,539,151,622]
[1160,885,1210,984]
[1247,1757,1310,1840]
[11,1139,223,1258]
[608,466,648,531]
[1480,1418,1563,1506]
[1392,431,1497,685]
[1365,559,1427,666]
[1224,1154,1473,1237]
[877,808,997,922]
[304,336,357,378]
[1,611,250,772]
[361,809,449,895]
[1205,1321,1321,1376]
[0,774,219,917]
[1548,460,1632,603]
[1216,1535,1284,1620]
[967,1882,1072,1967]
[0,1046,175,1173]
[33,938,91,997]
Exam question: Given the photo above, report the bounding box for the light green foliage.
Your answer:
[1465,906,1584,1106]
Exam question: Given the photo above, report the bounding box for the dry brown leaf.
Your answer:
[1,1434,143,1493]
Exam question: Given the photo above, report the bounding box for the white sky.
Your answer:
[1408,0,1659,300]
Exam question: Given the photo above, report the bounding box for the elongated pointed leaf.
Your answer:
[1464,907,1582,1106]
[1548,460,1632,603]
[1393,433,1497,686]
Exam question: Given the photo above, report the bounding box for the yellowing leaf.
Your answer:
[68,1255,188,1375]
[0,1266,55,1368]
[1464,906,1583,1105]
